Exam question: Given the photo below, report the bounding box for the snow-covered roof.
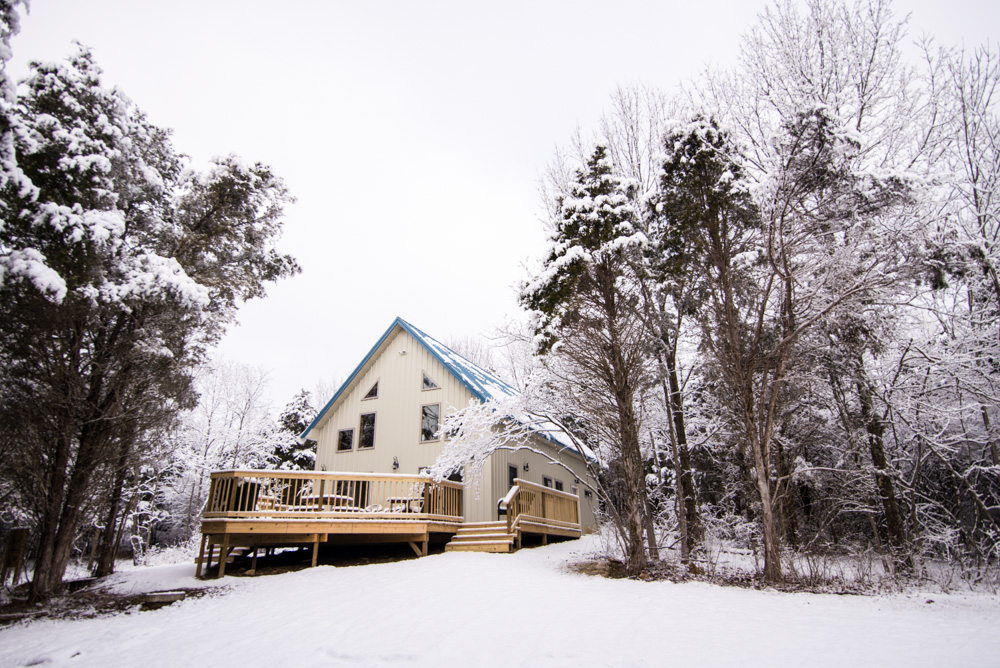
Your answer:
[300,317,590,459]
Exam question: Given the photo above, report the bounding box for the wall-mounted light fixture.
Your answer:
[392,456,399,471]
[523,462,529,472]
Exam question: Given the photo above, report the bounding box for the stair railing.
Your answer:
[498,484,521,536]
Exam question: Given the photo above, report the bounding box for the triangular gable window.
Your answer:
[363,381,378,399]
[422,373,439,390]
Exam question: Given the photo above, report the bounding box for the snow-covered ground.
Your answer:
[2,536,998,667]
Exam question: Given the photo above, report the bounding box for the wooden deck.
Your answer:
[197,471,582,575]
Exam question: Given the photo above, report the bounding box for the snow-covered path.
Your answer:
[2,537,997,667]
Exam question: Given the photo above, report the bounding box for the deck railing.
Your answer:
[502,477,580,535]
[204,470,464,522]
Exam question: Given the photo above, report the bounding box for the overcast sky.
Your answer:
[8,0,998,410]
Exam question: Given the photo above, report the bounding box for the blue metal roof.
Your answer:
[300,317,588,459]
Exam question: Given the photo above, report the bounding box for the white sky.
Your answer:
[8,0,998,410]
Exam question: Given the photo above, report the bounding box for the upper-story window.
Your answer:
[363,381,378,400]
[337,429,353,452]
[359,413,376,449]
[421,403,440,442]
[422,373,439,390]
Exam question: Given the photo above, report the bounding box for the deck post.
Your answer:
[203,539,213,576]
[218,535,230,578]
[196,534,208,578]
[312,535,320,568]
[250,547,258,574]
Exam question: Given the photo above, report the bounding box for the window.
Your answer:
[554,480,564,492]
[337,429,353,452]
[422,373,439,390]
[420,403,440,442]
[359,413,376,449]
[363,382,378,400]
[543,476,553,488]
[584,490,593,499]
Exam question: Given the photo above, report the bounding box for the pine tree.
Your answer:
[271,390,317,471]
[522,144,653,575]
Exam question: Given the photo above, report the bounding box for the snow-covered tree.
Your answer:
[155,361,276,543]
[0,47,298,599]
[270,390,317,471]
[521,144,656,575]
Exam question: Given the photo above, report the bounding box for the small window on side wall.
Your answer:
[554,480,564,492]
[359,413,376,449]
[363,382,378,400]
[422,373,439,390]
[337,429,353,452]
[421,403,440,442]
[543,476,553,488]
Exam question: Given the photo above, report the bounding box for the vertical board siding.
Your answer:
[313,329,478,514]
[310,326,596,530]
[489,435,599,532]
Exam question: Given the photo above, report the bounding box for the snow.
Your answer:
[2,536,998,668]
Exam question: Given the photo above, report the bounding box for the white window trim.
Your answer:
[420,403,441,443]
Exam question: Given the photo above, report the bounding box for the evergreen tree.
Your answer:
[522,144,654,576]
[271,390,317,471]
[0,47,299,599]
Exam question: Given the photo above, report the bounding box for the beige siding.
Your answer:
[314,329,474,479]
[311,325,597,529]
[486,435,599,532]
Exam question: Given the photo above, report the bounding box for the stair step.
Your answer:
[451,533,513,543]
[445,541,512,553]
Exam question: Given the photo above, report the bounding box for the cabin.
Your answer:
[197,317,598,577]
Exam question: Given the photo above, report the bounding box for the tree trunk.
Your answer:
[95,442,131,577]
[664,353,701,545]
[773,437,799,548]
[856,378,908,564]
[749,429,782,582]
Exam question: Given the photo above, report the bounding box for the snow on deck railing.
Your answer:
[204,470,464,522]
[504,478,580,536]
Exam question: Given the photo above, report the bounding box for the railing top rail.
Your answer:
[499,484,520,507]
[209,470,463,489]
[513,477,579,501]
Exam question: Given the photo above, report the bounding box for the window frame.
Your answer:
[420,403,441,443]
[543,476,553,488]
[337,428,354,452]
[421,372,440,391]
[362,380,378,401]
[359,412,376,449]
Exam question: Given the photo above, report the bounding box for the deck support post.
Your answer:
[542,533,548,546]
[204,540,214,576]
[218,535,230,578]
[312,535,320,568]
[407,534,429,557]
[196,534,208,578]
[250,547,258,574]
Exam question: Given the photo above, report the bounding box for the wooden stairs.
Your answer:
[444,521,516,553]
